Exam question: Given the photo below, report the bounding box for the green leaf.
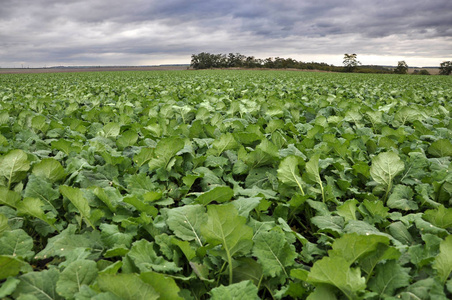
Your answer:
[252,230,297,277]
[0,186,21,207]
[311,216,344,235]
[32,158,66,183]
[433,235,452,283]
[195,186,234,205]
[0,276,20,298]
[92,187,117,213]
[35,225,101,260]
[277,155,305,195]
[232,258,263,285]
[0,149,30,188]
[116,129,138,149]
[307,256,366,299]
[171,239,196,261]
[368,260,410,296]
[336,199,358,222]
[148,137,185,170]
[139,271,183,300]
[210,280,259,300]
[201,203,253,284]
[102,122,120,138]
[16,197,57,229]
[97,273,159,300]
[13,268,61,300]
[51,139,81,155]
[201,203,253,257]
[328,233,390,264]
[0,229,34,259]
[400,278,447,300]
[307,284,338,300]
[56,260,98,299]
[388,221,414,245]
[133,148,154,167]
[370,151,404,188]
[306,154,326,202]
[100,223,134,248]
[128,239,182,273]
[24,175,59,212]
[59,185,94,229]
[166,204,206,246]
[387,185,418,211]
[123,196,158,216]
[0,255,32,280]
[423,205,452,229]
[231,196,261,217]
[0,213,9,234]
[428,139,452,157]
[208,132,238,156]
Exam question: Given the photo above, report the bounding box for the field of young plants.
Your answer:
[0,70,451,299]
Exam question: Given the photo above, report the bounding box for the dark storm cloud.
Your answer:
[0,0,451,67]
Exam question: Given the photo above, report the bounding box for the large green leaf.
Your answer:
[328,233,390,265]
[133,148,154,167]
[16,197,57,230]
[99,223,135,248]
[433,235,452,284]
[370,152,405,187]
[201,203,253,257]
[59,185,94,229]
[0,276,20,298]
[148,137,185,170]
[23,175,59,212]
[35,225,101,259]
[0,149,30,188]
[13,268,61,300]
[428,139,452,158]
[386,185,418,211]
[201,203,253,284]
[0,229,34,259]
[32,158,66,183]
[210,280,259,300]
[305,154,325,202]
[423,205,452,229]
[208,132,239,156]
[166,204,206,246]
[0,186,21,208]
[195,186,234,205]
[307,256,366,300]
[102,122,121,138]
[277,155,305,195]
[97,273,159,300]
[128,239,182,273]
[370,151,405,201]
[139,271,183,300]
[0,255,32,280]
[368,260,410,296]
[116,129,138,149]
[252,230,297,277]
[56,260,98,299]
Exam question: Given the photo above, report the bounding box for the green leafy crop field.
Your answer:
[0,70,451,299]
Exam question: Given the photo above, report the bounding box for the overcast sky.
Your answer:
[1,0,451,68]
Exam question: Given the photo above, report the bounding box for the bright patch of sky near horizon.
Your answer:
[0,0,451,68]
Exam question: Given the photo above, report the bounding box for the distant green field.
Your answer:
[0,70,451,299]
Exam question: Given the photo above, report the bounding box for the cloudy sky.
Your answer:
[1,0,451,68]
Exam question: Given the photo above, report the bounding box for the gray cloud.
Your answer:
[0,0,451,67]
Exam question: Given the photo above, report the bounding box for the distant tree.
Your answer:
[439,61,452,75]
[343,53,360,72]
[394,61,408,74]
[190,52,226,69]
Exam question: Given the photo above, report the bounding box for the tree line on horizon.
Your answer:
[191,52,452,75]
